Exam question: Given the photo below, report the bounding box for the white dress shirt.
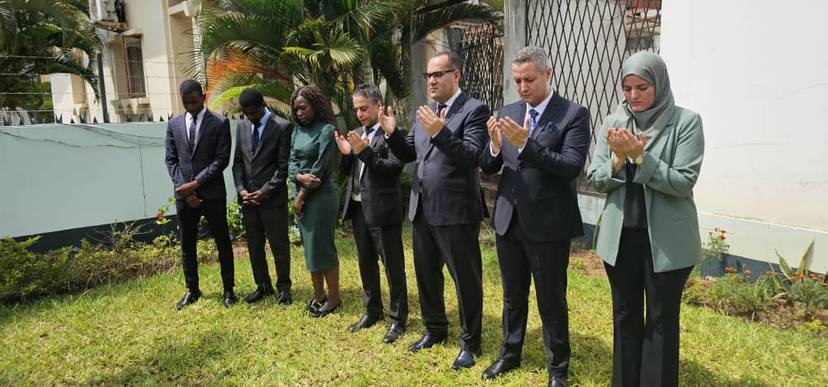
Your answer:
[186,107,208,145]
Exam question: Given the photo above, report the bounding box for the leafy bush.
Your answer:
[226,200,245,240]
[788,278,828,312]
[0,226,218,303]
[705,274,773,319]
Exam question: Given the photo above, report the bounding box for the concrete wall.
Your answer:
[0,122,237,238]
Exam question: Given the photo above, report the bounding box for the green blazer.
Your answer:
[587,106,705,273]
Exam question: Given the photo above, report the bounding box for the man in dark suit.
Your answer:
[165,79,237,310]
[479,47,591,387]
[382,51,490,369]
[333,84,408,344]
[232,89,293,305]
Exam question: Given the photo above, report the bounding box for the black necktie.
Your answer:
[436,104,447,116]
[187,114,196,150]
[251,122,261,153]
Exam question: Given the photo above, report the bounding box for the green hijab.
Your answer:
[613,51,675,149]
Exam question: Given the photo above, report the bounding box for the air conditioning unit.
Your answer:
[89,0,125,23]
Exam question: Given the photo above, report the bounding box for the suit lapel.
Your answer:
[192,111,211,155]
[177,115,194,155]
[532,92,563,139]
[252,118,273,159]
[240,120,253,159]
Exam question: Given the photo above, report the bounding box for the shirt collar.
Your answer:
[441,88,463,109]
[257,109,271,129]
[188,107,207,122]
[526,91,554,117]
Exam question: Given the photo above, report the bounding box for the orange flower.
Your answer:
[725,266,736,273]
[155,212,165,222]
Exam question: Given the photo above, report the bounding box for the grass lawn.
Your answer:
[1,225,826,386]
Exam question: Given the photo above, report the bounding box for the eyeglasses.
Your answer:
[422,68,457,80]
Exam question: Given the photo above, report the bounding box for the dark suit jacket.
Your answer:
[386,93,490,226]
[340,126,405,227]
[165,109,231,200]
[232,113,293,207]
[480,93,591,242]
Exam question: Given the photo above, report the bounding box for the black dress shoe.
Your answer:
[305,297,327,314]
[311,300,342,318]
[348,314,382,333]
[382,323,405,344]
[176,290,201,310]
[451,349,480,370]
[277,290,292,305]
[222,291,238,308]
[408,332,447,352]
[244,288,275,304]
[482,358,520,380]
[548,376,568,387]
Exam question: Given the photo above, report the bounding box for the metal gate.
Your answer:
[456,20,504,112]
[526,0,662,191]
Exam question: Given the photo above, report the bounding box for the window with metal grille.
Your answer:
[123,37,146,98]
[526,0,662,193]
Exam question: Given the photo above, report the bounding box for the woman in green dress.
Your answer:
[288,85,341,317]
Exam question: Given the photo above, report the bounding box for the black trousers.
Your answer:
[411,206,483,352]
[176,197,235,292]
[604,228,692,387]
[350,200,408,325]
[242,202,291,293]
[496,211,571,377]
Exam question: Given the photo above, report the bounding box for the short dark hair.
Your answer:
[239,88,265,108]
[179,79,203,96]
[432,50,461,71]
[352,84,383,104]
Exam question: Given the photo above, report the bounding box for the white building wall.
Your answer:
[660,0,828,271]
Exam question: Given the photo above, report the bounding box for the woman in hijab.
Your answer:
[587,51,704,386]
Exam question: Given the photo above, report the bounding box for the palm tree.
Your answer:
[0,0,101,116]
[193,0,499,129]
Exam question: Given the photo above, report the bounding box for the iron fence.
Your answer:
[526,0,662,191]
[456,20,504,112]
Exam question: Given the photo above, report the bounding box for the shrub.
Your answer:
[706,274,773,319]
[0,226,218,303]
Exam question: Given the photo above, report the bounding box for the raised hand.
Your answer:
[487,116,502,153]
[416,105,447,136]
[333,130,352,155]
[379,105,397,136]
[499,116,529,149]
[346,131,369,154]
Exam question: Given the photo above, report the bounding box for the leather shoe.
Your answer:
[176,290,201,310]
[482,358,520,380]
[311,300,342,318]
[277,290,292,305]
[548,376,568,387]
[348,314,382,333]
[382,323,405,344]
[221,291,238,308]
[306,297,327,314]
[451,349,480,370]
[408,332,447,352]
[244,288,275,303]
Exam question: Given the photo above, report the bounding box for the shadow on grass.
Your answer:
[89,329,244,385]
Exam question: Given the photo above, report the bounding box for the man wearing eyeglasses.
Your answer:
[381,51,490,370]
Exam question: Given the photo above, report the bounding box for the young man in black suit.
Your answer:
[165,79,237,309]
[232,89,293,305]
[334,84,408,344]
[382,51,490,369]
[480,46,591,387]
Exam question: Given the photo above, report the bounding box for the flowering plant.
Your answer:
[703,228,730,260]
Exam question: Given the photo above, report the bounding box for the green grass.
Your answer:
[1,226,826,386]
